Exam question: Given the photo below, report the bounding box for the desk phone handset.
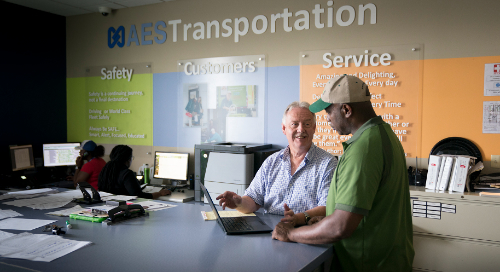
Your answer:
[105,204,148,225]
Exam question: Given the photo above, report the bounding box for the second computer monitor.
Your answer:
[43,143,80,167]
[154,152,189,182]
[10,145,35,171]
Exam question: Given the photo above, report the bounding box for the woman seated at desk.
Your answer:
[73,140,106,190]
[98,145,171,199]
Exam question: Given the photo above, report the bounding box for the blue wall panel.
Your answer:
[153,72,179,147]
[266,66,300,149]
[153,66,300,149]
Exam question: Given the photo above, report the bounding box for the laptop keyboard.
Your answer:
[221,217,254,231]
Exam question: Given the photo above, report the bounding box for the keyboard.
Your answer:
[221,217,254,231]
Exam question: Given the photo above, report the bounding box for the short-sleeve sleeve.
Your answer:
[80,161,93,175]
[317,157,336,206]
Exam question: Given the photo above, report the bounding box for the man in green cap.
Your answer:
[272,74,414,272]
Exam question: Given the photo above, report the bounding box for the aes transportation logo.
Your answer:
[108,26,125,48]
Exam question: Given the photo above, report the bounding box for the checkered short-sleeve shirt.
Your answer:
[244,145,337,215]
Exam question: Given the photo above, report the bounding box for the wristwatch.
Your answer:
[304,211,311,224]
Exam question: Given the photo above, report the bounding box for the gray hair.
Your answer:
[282,101,316,125]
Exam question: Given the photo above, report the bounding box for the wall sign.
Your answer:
[68,63,153,146]
[107,2,378,47]
[300,44,423,157]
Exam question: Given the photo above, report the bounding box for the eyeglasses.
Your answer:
[131,156,135,161]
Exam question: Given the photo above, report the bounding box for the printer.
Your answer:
[203,152,253,204]
[194,142,279,202]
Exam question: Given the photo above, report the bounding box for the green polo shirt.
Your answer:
[326,116,414,272]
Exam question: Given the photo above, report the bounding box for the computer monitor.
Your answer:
[10,145,35,171]
[43,143,80,167]
[153,152,189,183]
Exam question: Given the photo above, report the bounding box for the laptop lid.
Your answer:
[200,183,273,234]
[200,183,228,230]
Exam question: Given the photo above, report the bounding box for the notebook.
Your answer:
[200,183,273,235]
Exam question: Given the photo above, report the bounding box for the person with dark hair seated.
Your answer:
[73,140,106,190]
[98,145,171,199]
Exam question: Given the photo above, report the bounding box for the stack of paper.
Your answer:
[0,232,91,262]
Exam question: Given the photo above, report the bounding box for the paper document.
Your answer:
[46,205,84,217]
[201,210,256,221]
[483,101,500,133]
[100,194,137,201]
[142,186,163,193]
[0,230,15,242]
[6,188,56,195]
[0,218,57,231]
[0,232,91,262]
[0,188,58,201]
[135,201,176,211]
[3,189,113,210]
[0,209,23,220]
[484,63,500,96]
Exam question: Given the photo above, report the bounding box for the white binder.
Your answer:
[438,157,455,191]
[426,155,443,190]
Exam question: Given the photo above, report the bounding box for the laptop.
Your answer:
[200,183,273,235]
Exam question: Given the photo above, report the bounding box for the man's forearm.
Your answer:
[296,206,326,225]
[235,196,260,214]
[288,220,341,244]
[73,169,80,187]
[288,209,364,244]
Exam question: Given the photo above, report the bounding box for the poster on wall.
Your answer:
[483,101,500,133]
[69,63,153,146]
[183,84,207,127]
[484,63,500,96]
[177,55,265,146]
[300,45,423,157]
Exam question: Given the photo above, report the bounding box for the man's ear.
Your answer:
[282,123,286,135]
[342,104,353,118]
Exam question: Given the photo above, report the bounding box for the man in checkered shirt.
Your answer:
[217,101,337,226]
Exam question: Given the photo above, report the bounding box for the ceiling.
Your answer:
[4,0,176,17]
